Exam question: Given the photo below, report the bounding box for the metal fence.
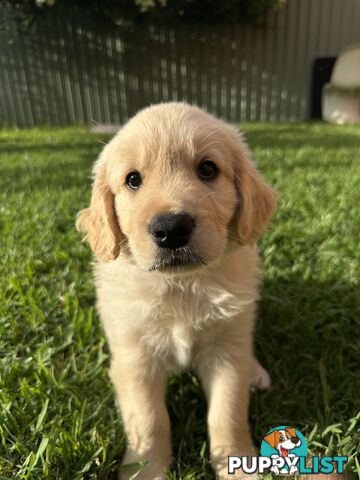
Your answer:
[1,0,360,127]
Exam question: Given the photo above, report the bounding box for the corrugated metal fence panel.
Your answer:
[1,0,360,126]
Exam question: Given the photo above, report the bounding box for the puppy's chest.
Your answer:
[140,285,245,369]
[145,319,195,369]
[141,293,208,368]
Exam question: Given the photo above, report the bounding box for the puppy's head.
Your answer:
[76,103,276,272]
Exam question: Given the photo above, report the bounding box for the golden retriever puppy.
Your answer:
[76,102,276,480]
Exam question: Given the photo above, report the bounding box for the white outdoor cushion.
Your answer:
[322,86,360,124]
[330,44,360,89]
[322,44,360,123]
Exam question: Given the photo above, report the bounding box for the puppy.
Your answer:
[76,102,276,479]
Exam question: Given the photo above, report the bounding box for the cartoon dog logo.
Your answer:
[264,427,301,457]
[261,426,307,475]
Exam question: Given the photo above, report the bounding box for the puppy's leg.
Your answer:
[198,340,257,480]
[110,353,171,480]
[250,358,271,390]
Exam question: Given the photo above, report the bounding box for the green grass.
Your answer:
[0,124,359,479]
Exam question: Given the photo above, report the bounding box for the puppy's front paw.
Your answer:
[119,462,166,480]
[217,470,259,480]
[119,469,165,480]
[251,359,271,391]
[119,447,170,480]
[212,444,258,480]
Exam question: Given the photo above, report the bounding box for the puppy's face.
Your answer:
[77,103,276,273]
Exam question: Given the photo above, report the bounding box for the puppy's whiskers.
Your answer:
[148,246,205,272]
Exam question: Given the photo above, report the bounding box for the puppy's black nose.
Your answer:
[149,213,195,249]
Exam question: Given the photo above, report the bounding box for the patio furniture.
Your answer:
[322,44,360,124]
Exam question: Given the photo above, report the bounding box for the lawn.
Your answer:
[0,124,359,479]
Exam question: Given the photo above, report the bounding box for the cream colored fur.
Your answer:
[76,102,276,480]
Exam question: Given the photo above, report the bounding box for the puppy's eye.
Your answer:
[279,436,284,441]
[197,160,218,181]
[126,171,142,190]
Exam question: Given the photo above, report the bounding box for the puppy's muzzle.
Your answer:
[149,213,195,249]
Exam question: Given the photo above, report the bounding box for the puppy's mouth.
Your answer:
[149,246,205,272]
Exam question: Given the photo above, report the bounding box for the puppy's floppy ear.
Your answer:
[233,137,277,245]
[264,431,280,449]
[76,150,121,261]
[285,427,297,437]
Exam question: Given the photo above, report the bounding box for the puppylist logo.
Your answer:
[228,426,348,476]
